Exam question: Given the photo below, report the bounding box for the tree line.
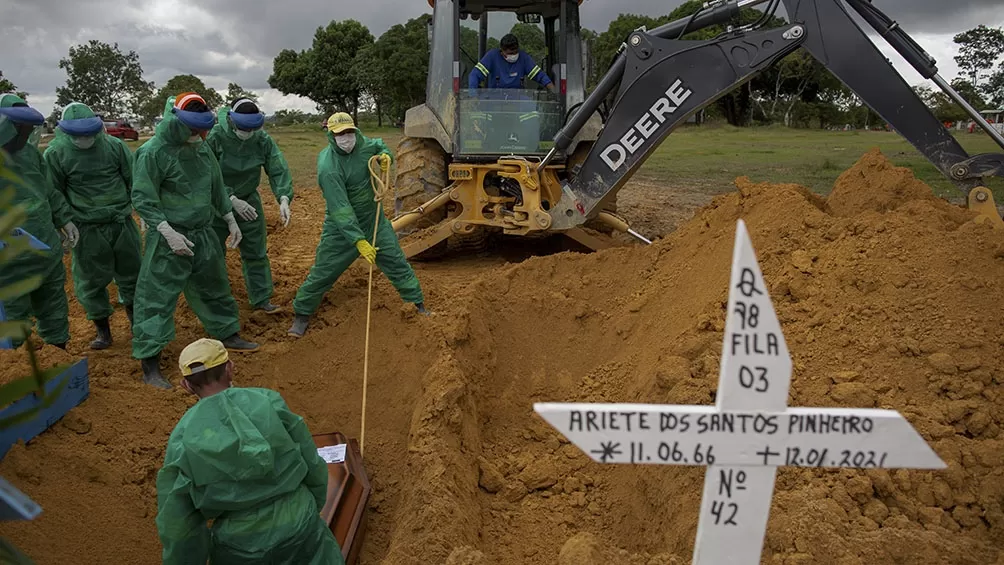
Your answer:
[1,7,1000,130]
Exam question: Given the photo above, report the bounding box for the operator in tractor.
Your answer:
[156,338,344,564]
[468,34,552,152]
[287,112,427,338]
[43,102,142,351]
[468,33,554,92]
[0,93,77,350]
[130,92,259,389]
[206,98,294,315]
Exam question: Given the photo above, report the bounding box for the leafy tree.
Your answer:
[0,71,28,99]
[593,14,670,77]
[949,78,987,111]
[225,82,258,104]
[353,15,431,125]
[459,27,499,73]
[269,20,375,120]
[913,83,978,123]
[509,23,546,63]
[985,70,1004,108]
[662,1,791,126]
[54,40,154,119]
[139,74,224,123]
[952,25,1004,92]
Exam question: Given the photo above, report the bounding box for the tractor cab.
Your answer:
[415,0,588,159]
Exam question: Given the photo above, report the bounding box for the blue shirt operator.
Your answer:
[468,33,555,92]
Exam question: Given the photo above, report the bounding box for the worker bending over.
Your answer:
[468,33,554,91]
[207,98,293,314]
[0,94,77,348]
[155,338,344,564]
[44,102,142,350]
[288,113,426,338]
[131,92,258,389]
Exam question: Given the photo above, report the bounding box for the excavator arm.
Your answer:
[544,0,1004,231]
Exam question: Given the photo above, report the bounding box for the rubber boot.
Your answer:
[90,318,112,350]
[52,342,68,350]
[125,305,134,326]
[416,302,431,316]
[221,333,259,351]
[287,314,310,338]
[141,354,172,389]
[254,302,284,315]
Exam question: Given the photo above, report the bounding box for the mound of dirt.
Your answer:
[377,148,1004,564]
[1,148,1002,565]
[826,147,945,217]
[0,345,77,388]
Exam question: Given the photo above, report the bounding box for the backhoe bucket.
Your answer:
[968,187,1004,230]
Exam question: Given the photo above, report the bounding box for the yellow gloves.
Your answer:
[356,239,378,264]
[378,153,391,173]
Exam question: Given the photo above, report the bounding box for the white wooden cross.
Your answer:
[534,219,945,565]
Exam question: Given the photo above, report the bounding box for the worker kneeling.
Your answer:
[156,338,344,564]
[288,113,427,337]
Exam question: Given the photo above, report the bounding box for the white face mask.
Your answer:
[505,53,519,63]
[72,136,96,150]
[235,129,254,141]
[335,133,356,153]
[187,134,203,144]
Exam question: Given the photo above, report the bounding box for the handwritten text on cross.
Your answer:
[534,219,944,565]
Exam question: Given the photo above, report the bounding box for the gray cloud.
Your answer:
[0,0,1000,117]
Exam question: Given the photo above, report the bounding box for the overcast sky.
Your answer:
[1,0,1001,117]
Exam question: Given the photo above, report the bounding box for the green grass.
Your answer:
[266,125,404,189]
[637,125,1004,201]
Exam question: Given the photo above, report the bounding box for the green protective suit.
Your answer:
[156,387,344,564]
[0,96,71,345]
[292,130,423,316]
[130,98,241,360]
[43,103,142,321]
[206,108,294,308]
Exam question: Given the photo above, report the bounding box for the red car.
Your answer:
[102,119,139,141]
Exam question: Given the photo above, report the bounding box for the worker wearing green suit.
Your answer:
[288,113,426,338]
[156,338,344,564]
[206,99,293,313]
[44,102,142,350]
[0,93,77,348]
[130,92,258,389]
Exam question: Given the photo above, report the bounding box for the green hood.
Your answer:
[0,93,27,148]
[327,128,364,156]
[170,388,310,511]
[62,102,96,120]
[154,95,204,146]
[50,102,105,147]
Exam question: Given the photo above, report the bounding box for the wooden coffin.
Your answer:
[312,432,370,565]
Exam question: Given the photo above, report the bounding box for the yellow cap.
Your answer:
[178,338,230,376]
[326,112,356,134]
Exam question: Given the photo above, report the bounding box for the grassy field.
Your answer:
[636,124,1004,200]
[109,122,1003,204]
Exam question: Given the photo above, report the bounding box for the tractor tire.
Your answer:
[393,137,449,231]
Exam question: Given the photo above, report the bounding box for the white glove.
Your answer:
[156,221,194,256]
[279,196,291,227]
[139,217,147,232]
[223,212,242,249]
[229,195,258,222]
[61,222,79,248]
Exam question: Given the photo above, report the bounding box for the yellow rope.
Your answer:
[360,155,390,457]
